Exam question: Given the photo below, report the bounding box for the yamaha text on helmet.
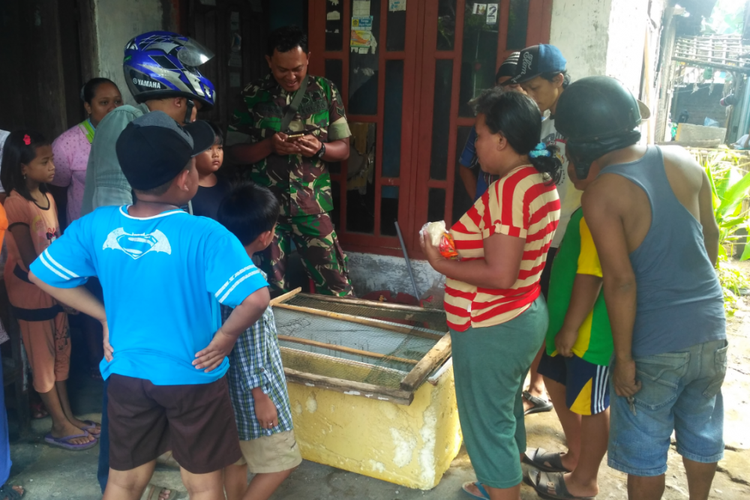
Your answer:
[123,31,216,122]
[555,76,649,180]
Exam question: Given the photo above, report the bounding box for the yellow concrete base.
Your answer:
[287,363,462,490]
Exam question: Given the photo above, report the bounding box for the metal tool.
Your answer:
[394,221,421,301]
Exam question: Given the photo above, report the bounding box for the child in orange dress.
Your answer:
[0,131,97,450]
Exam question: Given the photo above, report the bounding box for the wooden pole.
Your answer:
[270,287,302,306]
[273,302,445,341]
[284,367,414,406]
[278,335,419,365]
[400,333,452,391]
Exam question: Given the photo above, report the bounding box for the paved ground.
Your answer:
[6,286,750,499]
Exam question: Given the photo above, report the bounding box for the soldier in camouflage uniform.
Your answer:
[229,26,354,297]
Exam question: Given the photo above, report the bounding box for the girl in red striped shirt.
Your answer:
[421,90,561,500]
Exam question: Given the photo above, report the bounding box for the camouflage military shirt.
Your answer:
[232,74,351,218]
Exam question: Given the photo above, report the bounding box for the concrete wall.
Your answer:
[549,0,659,94]
[549,0,612,80]
[605,0,649,94]
[348,252,444,299]
[93,0,178,105]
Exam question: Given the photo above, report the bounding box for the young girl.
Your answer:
[191,122,230,220]
[1,131,97,450]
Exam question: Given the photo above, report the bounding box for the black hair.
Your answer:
[267,26,308,57]
[218,183,280,246]
[1,130,51,201]
[541,70,571,89]
[207,121,224,145]
[471,88,562,184]
[80,77,118,104]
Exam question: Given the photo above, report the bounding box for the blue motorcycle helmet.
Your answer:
[123,31,216,117]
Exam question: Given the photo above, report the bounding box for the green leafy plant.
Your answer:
[690,147,750,313]
[698,148,750,259]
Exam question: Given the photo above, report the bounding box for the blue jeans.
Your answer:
[97,377,109,493]
[608,339,727,476]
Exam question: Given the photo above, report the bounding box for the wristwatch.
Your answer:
[314,142,326,160]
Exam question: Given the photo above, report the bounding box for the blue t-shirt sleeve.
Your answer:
[459,127,478,168]
[30,216,94,288]
[206,230,268,307]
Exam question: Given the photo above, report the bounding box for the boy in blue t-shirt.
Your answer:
[217,184,302,500]
[29,111,270,499]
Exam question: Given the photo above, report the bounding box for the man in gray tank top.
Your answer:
[555,76,727,500]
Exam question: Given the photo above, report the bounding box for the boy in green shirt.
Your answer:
[524,161,613,499]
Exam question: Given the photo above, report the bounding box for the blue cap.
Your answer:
[512,44,567,84]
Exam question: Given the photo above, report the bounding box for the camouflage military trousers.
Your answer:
[258,213,354,297]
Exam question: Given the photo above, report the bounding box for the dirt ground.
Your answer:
[5,264,750,499]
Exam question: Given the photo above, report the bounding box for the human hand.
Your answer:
[554,326,578,357]
[193,329,236,372]
[419,231,444,269]
[271,133,302,156]
[102,321,114,362]
[613,358,642,397]
[296,135,322,158]
[253,391,279,430]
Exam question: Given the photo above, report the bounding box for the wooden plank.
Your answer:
[292,292,445,315]
[400,332,452,391]
[274,302,444,341]
[284,367,414,406]
[278,335,418,365]
[289,295,446,329]
[270,287,302,306]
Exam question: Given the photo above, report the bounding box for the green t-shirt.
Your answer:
[546,208,613,366]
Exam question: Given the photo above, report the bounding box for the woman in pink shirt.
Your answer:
[51,78,122,381]
[51,78,122,226]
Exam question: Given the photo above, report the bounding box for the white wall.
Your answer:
[605,0,650,94]
[549,0,658,95]
[549,0,612,80]
[94,0,177,105]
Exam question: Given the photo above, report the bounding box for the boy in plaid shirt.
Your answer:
[218,183,301,500]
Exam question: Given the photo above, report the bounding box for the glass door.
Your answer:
[308,0,552,256]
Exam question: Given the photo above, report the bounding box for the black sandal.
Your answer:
[523,390,553,415]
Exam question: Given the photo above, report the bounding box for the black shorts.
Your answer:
[107,374,242,474]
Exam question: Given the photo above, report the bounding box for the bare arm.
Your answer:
[555,273,602,357]
[698,170,720,266]
[10,225,39,268]
[459,166,478,199]
[28,271,113,360]
[582,184,641,397]
[421,231,525,290]
[193,286,271,372]
[29,272,106,321]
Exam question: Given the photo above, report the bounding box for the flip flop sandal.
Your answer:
[533,471,596,500]
[524,447,571,473]
[0,484,24,500]
[461,481,490,500]
[523,391,553,415]
[140,484,185,500]
[79,420,101,436]
[43,432,97,451]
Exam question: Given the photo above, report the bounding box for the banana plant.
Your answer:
[700,149,750,260]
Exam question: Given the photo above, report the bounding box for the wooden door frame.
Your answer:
[309,0,553,257]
